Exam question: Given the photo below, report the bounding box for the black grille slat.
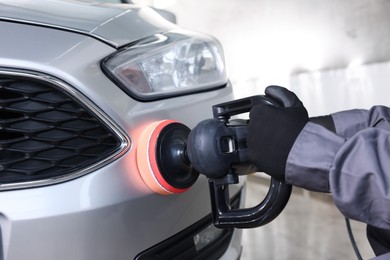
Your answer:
[0,88,24,100]
[35,129,75,141]
[10,139,52,152]
[6,81,49,93]
[11,159,52,174]
[59,118,98,130]
[0,130,25,142]
[0,110,24,120]
[36,148,75,160]
[35,91,71,103]
[0,151,25,163]
[0,78,122,186]
[35,110,76,121]
[10,120,52,132]
[9,100,49,111]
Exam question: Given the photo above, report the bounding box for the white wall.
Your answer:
[166,0,390,114]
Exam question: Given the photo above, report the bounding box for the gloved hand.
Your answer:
[310,115,336,133]
[248,86,309,180]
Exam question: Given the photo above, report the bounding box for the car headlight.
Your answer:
[102,30,227,101]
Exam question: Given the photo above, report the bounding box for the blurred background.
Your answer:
[108,0,390,259]
[165,0,390,115]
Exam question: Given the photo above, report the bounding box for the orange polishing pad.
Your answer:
[136,120,198,195]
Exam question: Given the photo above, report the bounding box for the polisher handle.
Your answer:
[205,94,292,228]
[209,173,292,228]
[212,95,279,121]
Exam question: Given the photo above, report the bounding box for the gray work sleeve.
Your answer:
[332,106,390,138]
[330,127,390,229]
[286,106,390,230]
[286,122,344,192]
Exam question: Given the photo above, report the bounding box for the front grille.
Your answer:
[0,75,124,189]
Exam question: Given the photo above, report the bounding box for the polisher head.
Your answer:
[136,120,199,195]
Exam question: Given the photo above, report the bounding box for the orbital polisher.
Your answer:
[136,95,292,228]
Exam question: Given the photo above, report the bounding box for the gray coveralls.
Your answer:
[286,106,390,258]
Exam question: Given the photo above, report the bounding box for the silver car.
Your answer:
[0,1,244,259]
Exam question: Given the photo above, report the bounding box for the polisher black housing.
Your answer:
[187,95,292,228]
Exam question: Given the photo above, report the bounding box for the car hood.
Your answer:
[0,0,176,48]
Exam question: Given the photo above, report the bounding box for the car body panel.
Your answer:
[0,1,243,259]
[0,0,176,48]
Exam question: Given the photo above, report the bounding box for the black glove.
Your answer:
[248,86,309,180]
[310,115,336,133]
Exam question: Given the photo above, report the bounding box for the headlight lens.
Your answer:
[102,30,227,101]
